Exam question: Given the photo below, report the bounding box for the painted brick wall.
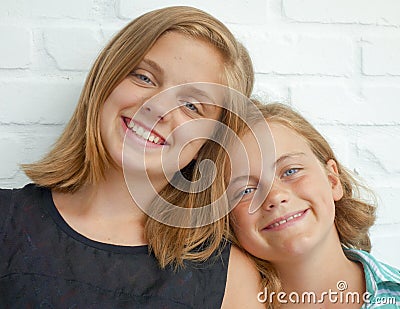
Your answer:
[1,0,399,267]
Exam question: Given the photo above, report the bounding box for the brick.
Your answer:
[117,0,268,24]
[0,136,24,178]
[283,0,400,26]
[0,174,31,189]
[253,76,289,103]
[361,85,400,124]
[355,128,400,176]
[242,33,353,75]
[43,27,104,71]
[0,26,31,69]
[0,0,26,18]
[0,0,95,19]
[31,0,95,18]
[0,131,62,180]
[371,228,400,268]
[372,188,400,225]
[291,83,359,124]
[313,125,353,168]
[291,84,400,125]
[0,79,82,124]
[362,37,400,76]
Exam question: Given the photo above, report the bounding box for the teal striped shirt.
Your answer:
[344,248,400,308]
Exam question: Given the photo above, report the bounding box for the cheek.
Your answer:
[106,80,145,112]
[176,140,204,170]
[231,207,254,237]
[171,125,211,166]
[231,217,261,257]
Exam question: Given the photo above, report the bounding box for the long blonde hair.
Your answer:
[229,102,376,308]
[22,6,255,267]
[22,6,254,193]
[146,92,251,268]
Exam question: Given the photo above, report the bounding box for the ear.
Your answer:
[326,159,343,201]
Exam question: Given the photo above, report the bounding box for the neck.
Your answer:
[53,166,169,246]
[273,231,365,307]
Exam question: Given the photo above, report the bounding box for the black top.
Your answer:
[0,184,230,308]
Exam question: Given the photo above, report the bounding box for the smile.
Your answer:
[123,117,166,145]
[264,209,308,230]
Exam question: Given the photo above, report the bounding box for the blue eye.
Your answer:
[184,102,199,112]
[283,168,299,177]
[132,73,153,85]
[240,187,256,196]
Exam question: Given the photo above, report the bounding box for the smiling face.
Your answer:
[228,122,343,264]
[100,31,225,185]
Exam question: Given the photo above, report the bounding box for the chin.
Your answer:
[280,234,315,256]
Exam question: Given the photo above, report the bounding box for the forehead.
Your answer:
[268,122,313,157]
[227,122,316,179]
[144,31,225,85]
[227,122,274,180]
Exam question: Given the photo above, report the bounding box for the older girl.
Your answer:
[0,7,263,308]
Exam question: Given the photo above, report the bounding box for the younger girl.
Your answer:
[226,102,400,308]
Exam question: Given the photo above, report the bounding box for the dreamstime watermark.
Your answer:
[257,280,397,305]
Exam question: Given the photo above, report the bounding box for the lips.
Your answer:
[123,117,167,145]
[263,209,308,230]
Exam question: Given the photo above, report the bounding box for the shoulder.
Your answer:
[0,183,45,207]
[221,245,265,309]
[345,248,400,305]
[345,247,400,283]
[0,186,16,233]
[0,187,13,204]
[0,184,47,232]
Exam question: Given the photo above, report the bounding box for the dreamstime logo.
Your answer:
[122,82,275,227]
[257,280,397,305]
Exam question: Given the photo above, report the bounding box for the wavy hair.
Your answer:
[228,102,376,308]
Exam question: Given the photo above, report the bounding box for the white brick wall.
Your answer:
[0,0,399,267]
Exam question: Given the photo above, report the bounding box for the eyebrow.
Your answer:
[141,58,164,77]
[182,85,215,103]
[181,85,220,115]
[139,60,216,106]
[228,175,259,188]
[274,152,306,167]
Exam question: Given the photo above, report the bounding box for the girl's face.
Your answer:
[100,31,225,183]
[228,123,343,263]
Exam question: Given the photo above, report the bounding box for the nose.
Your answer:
[144,104,165,121]
[142,91,179,123]
[261,179,289,211]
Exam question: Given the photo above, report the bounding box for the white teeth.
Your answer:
[143,131,150,139]
[268,211,304,229]
[127,121,163,145]
[137,127,144,135]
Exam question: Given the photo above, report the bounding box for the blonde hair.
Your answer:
[22,6,254,193]
[228,102,376,308]
[146,91,252,268]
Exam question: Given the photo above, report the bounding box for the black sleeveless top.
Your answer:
[0,184,230,308]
